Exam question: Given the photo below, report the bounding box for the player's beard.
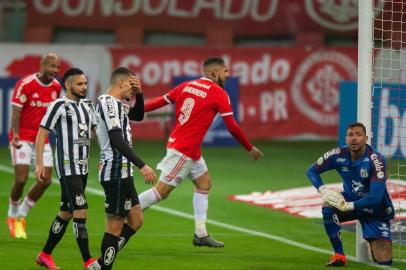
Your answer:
[217,79,225,88]
[72,91,86,99]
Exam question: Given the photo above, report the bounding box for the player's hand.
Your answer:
[11,134,22,149]
[129,76,142,94]
[140,164,157,185]
[249,146,263,161]
[35,164,46,182]
[328,197,354,212]
[318,185,354,211]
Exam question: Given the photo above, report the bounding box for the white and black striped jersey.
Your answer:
[96,94,133,181]
[40,97,97,178]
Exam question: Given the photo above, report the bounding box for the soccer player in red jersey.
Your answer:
[139,57,263,247]
[7,53,61,239]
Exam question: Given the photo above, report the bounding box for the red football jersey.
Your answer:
[165,78,233,160]
[9,74,62,143]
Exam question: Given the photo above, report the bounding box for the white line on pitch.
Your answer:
[0,164,398,270]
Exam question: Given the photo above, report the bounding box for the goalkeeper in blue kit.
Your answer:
[306,122,394,267]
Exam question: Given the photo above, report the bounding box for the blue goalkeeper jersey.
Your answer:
[307,144,394,220]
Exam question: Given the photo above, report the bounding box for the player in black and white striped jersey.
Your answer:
[34,68,100,270]
[95,67,156,269]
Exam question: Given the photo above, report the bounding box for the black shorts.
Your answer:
[101,176,139,217]
[59,174,88,212]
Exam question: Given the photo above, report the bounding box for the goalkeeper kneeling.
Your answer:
[306,122,395,267]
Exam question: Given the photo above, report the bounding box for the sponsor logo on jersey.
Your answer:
[118,237,125,250]
[78,123,88,137]
[104,247,116,265]
[75,194,86,206]
[323,148,341,159]
[106,98,116,117]
[65,107,74,116]
[30,101,51,107]
[52,220,63,234]
[351,180,364,192]
[73,138,90,146]
[74,159,88,166]
[336,158,346,163]
[359,168,369,178]
[341,167,349,172]
[370,153,384,178]
[32,92,39,99]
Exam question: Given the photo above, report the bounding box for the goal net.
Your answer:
[372,0,406,263]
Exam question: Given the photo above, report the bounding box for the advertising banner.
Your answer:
[110,46,357,140]
[27,0,386,35]
[0,78,18,146]
[339,81,406,159]
[0,44,110,101]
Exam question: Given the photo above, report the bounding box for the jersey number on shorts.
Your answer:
[178,98,195,125]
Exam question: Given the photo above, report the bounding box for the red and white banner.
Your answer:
[27,0,367,35]
[230,180,406,219]
[110,46,357,139]
[0,44,357,140]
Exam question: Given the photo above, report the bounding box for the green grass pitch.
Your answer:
[0,141,404,269]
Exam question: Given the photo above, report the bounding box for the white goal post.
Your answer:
[357,0,373,262]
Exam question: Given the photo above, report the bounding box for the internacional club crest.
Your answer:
[305,0,384,31]
[291,50,357,126]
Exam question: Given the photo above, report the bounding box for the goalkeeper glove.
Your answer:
[318,185,354,212]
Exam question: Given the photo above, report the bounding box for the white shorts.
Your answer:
[157,148,208,187]
[10,141,53,167]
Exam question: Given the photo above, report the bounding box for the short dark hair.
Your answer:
[347,122,366,134]
[203,57,225,68]
[110,67,134,84]
[62,68,84,87]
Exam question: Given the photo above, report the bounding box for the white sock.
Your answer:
[139,188,161,210]
[17,196,35,218]
[193,189,209,237]
[8,198,20,218]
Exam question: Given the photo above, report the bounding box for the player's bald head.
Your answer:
[40,53,59,65]
[110,67,134,85]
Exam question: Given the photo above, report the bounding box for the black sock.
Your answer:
[43,216,69,254]
[73,218,91,262]
[99,232,119,270]
[118,223,136,252]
